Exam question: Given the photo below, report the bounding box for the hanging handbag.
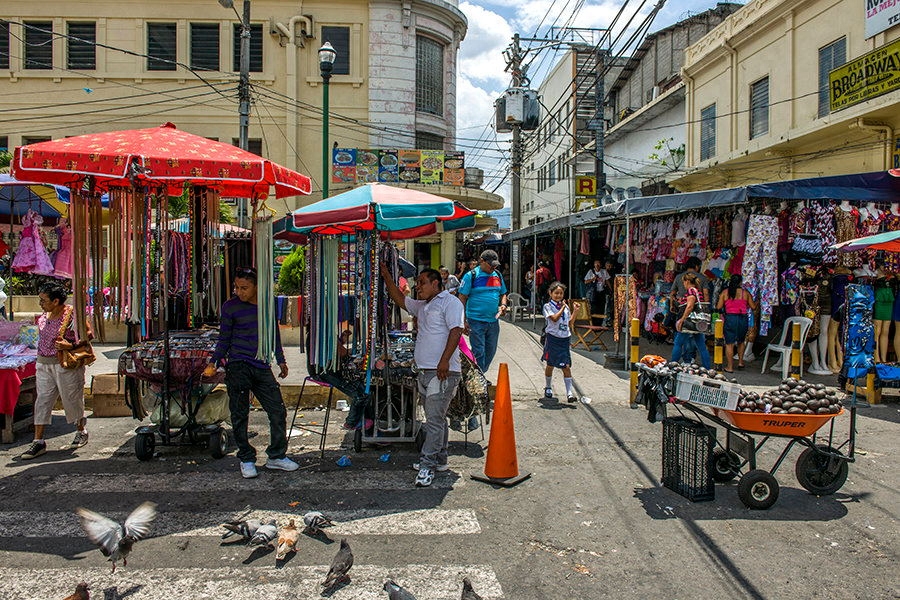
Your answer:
[790,234,824,265]
[682,300,712,334]
[57,306,96,369]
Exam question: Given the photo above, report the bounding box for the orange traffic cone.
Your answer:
[471,363,531,487]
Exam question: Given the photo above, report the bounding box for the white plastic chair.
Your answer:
[760,316,813,380]
[507,292,528,322]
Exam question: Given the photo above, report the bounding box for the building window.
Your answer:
[818,37,846,118]
[22,135,51,144]
[0,136,8,151]
[749,77,769,140]
[700,103,716,161]
[232,23,263,73]
[321,26,350,76]
[190,23,219,71]
[24,21,53,70]
[147,23,177,71]
[67,22,96,70]
[416,36,443,116]
[0,21,11,70]
[415,131,443,150]
[232,137,262,155]
[548,162,556,187]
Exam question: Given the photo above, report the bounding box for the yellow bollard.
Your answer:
[790,321,802,380]
[713,318,724,371]
[629,318,640,405]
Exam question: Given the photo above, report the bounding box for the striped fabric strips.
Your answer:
[255,213,276,364]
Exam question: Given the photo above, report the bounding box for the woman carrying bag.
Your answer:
[20,283,94,460]
[671,273,711,369]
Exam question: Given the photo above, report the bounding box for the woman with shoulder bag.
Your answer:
[20,283,94,460]
[671,273,711,369]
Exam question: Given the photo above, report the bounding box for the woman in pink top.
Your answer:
[716,275,758,372]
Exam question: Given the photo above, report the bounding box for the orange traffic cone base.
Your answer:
[470,471,531,487]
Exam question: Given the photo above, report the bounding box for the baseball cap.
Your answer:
[480,249,500,268]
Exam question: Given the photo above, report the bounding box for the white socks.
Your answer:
[564,377,574,395]
[545,376,553,389]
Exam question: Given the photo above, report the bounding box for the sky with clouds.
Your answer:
[454,0,743,201]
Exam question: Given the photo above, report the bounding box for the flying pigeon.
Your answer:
[322,538,354,588]
[461,577,483,600]
[302,511,334,535]
[248,520,278,547]
[62,582,89,600]
[76,501,157,573]
[221,518,262,541]
[275,520,300,560]
[383,579,417,600]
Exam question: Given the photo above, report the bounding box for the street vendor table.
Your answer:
[0,361,37,443]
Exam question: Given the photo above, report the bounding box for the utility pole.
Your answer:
[592,47,606,209]
[506,34,524,232]
[238,0,251,229]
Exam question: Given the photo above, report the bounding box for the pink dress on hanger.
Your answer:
[11,211,55,275]
[53,222,74,279]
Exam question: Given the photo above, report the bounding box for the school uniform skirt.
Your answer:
[542,333,572,368]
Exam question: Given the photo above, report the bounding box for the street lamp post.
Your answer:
[319,41,336,199]
[219,0,251,228]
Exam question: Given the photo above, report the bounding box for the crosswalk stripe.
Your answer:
[37,469,465,492]
[0,564,504,599]
[0,508,481,538]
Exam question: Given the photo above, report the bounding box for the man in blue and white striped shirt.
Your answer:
[207,267,298,479]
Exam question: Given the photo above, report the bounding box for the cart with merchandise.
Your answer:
[118,329,229,461]
[638,362,855,509]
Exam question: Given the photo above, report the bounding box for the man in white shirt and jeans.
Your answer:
[381,264,465,487]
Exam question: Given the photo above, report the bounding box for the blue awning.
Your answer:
[746,171,900,201]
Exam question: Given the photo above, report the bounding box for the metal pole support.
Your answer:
[790,321,802,380]
[713,318,724,371]
[629,317,640,406]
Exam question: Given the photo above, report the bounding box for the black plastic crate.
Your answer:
[662,417,716,502]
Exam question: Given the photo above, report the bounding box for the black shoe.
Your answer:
[21,440,47,460]
[567,393,578,403]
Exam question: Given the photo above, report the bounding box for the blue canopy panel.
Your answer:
[746,171,900,201]
[624,187,747,215]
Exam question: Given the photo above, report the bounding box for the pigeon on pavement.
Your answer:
[76,501,157,573]
[302,511,334,535]
[62,582,89,600]
[221,518,262,541]
[322,538,353,588]
[383,579,417,599]
[275,520,300,560]
[248,520,278,547]
[461,577,483,600]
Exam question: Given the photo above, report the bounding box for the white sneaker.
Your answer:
[412,462,450,472]
[265,457,300,471]
[415,467,434,487]
[240,462,258,479]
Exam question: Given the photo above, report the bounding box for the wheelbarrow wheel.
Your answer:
[711,448,741,483]
[738,469,779,509]
[208,427,229,459]
[135,432,155,461]
[795,445,849,496]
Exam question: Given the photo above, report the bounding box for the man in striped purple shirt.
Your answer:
[206,267,298,479]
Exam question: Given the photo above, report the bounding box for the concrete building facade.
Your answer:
[676,0,900,190]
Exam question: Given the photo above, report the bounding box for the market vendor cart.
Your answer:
[119,329,228,461]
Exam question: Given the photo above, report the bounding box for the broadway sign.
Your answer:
[829,37,900,112]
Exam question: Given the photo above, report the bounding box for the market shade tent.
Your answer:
[275,182,477,242]
[0,173,69,218]
[11,122,311,199]
[832,230,900,252]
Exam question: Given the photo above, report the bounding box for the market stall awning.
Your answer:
[747,171,900,201]
[11,122,312,199]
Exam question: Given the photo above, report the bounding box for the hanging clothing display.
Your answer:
[883,212,900,273]
[11,210,55,275]
[52,221,74,279]
[857,209,884,267]
[834,205,861,268]
[811,202,838,264]
[742,214,779,336]
[798,284,821,337]
[731,211,747,246]
[788,205,810,244]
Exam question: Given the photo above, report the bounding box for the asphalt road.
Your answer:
[1,321,898,599]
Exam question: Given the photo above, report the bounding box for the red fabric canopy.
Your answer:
[12,122,311,199]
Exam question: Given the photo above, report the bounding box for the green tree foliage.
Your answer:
[649,138,685,171]
[275,245,305,296]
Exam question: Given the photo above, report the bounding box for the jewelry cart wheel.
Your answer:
[135,432,155,461]
[208,427,229,459]
[353,428,363,453]
[795,445,849,496]
[711,448,741,483]
[737,469,780,510]
[415,426,426,452]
